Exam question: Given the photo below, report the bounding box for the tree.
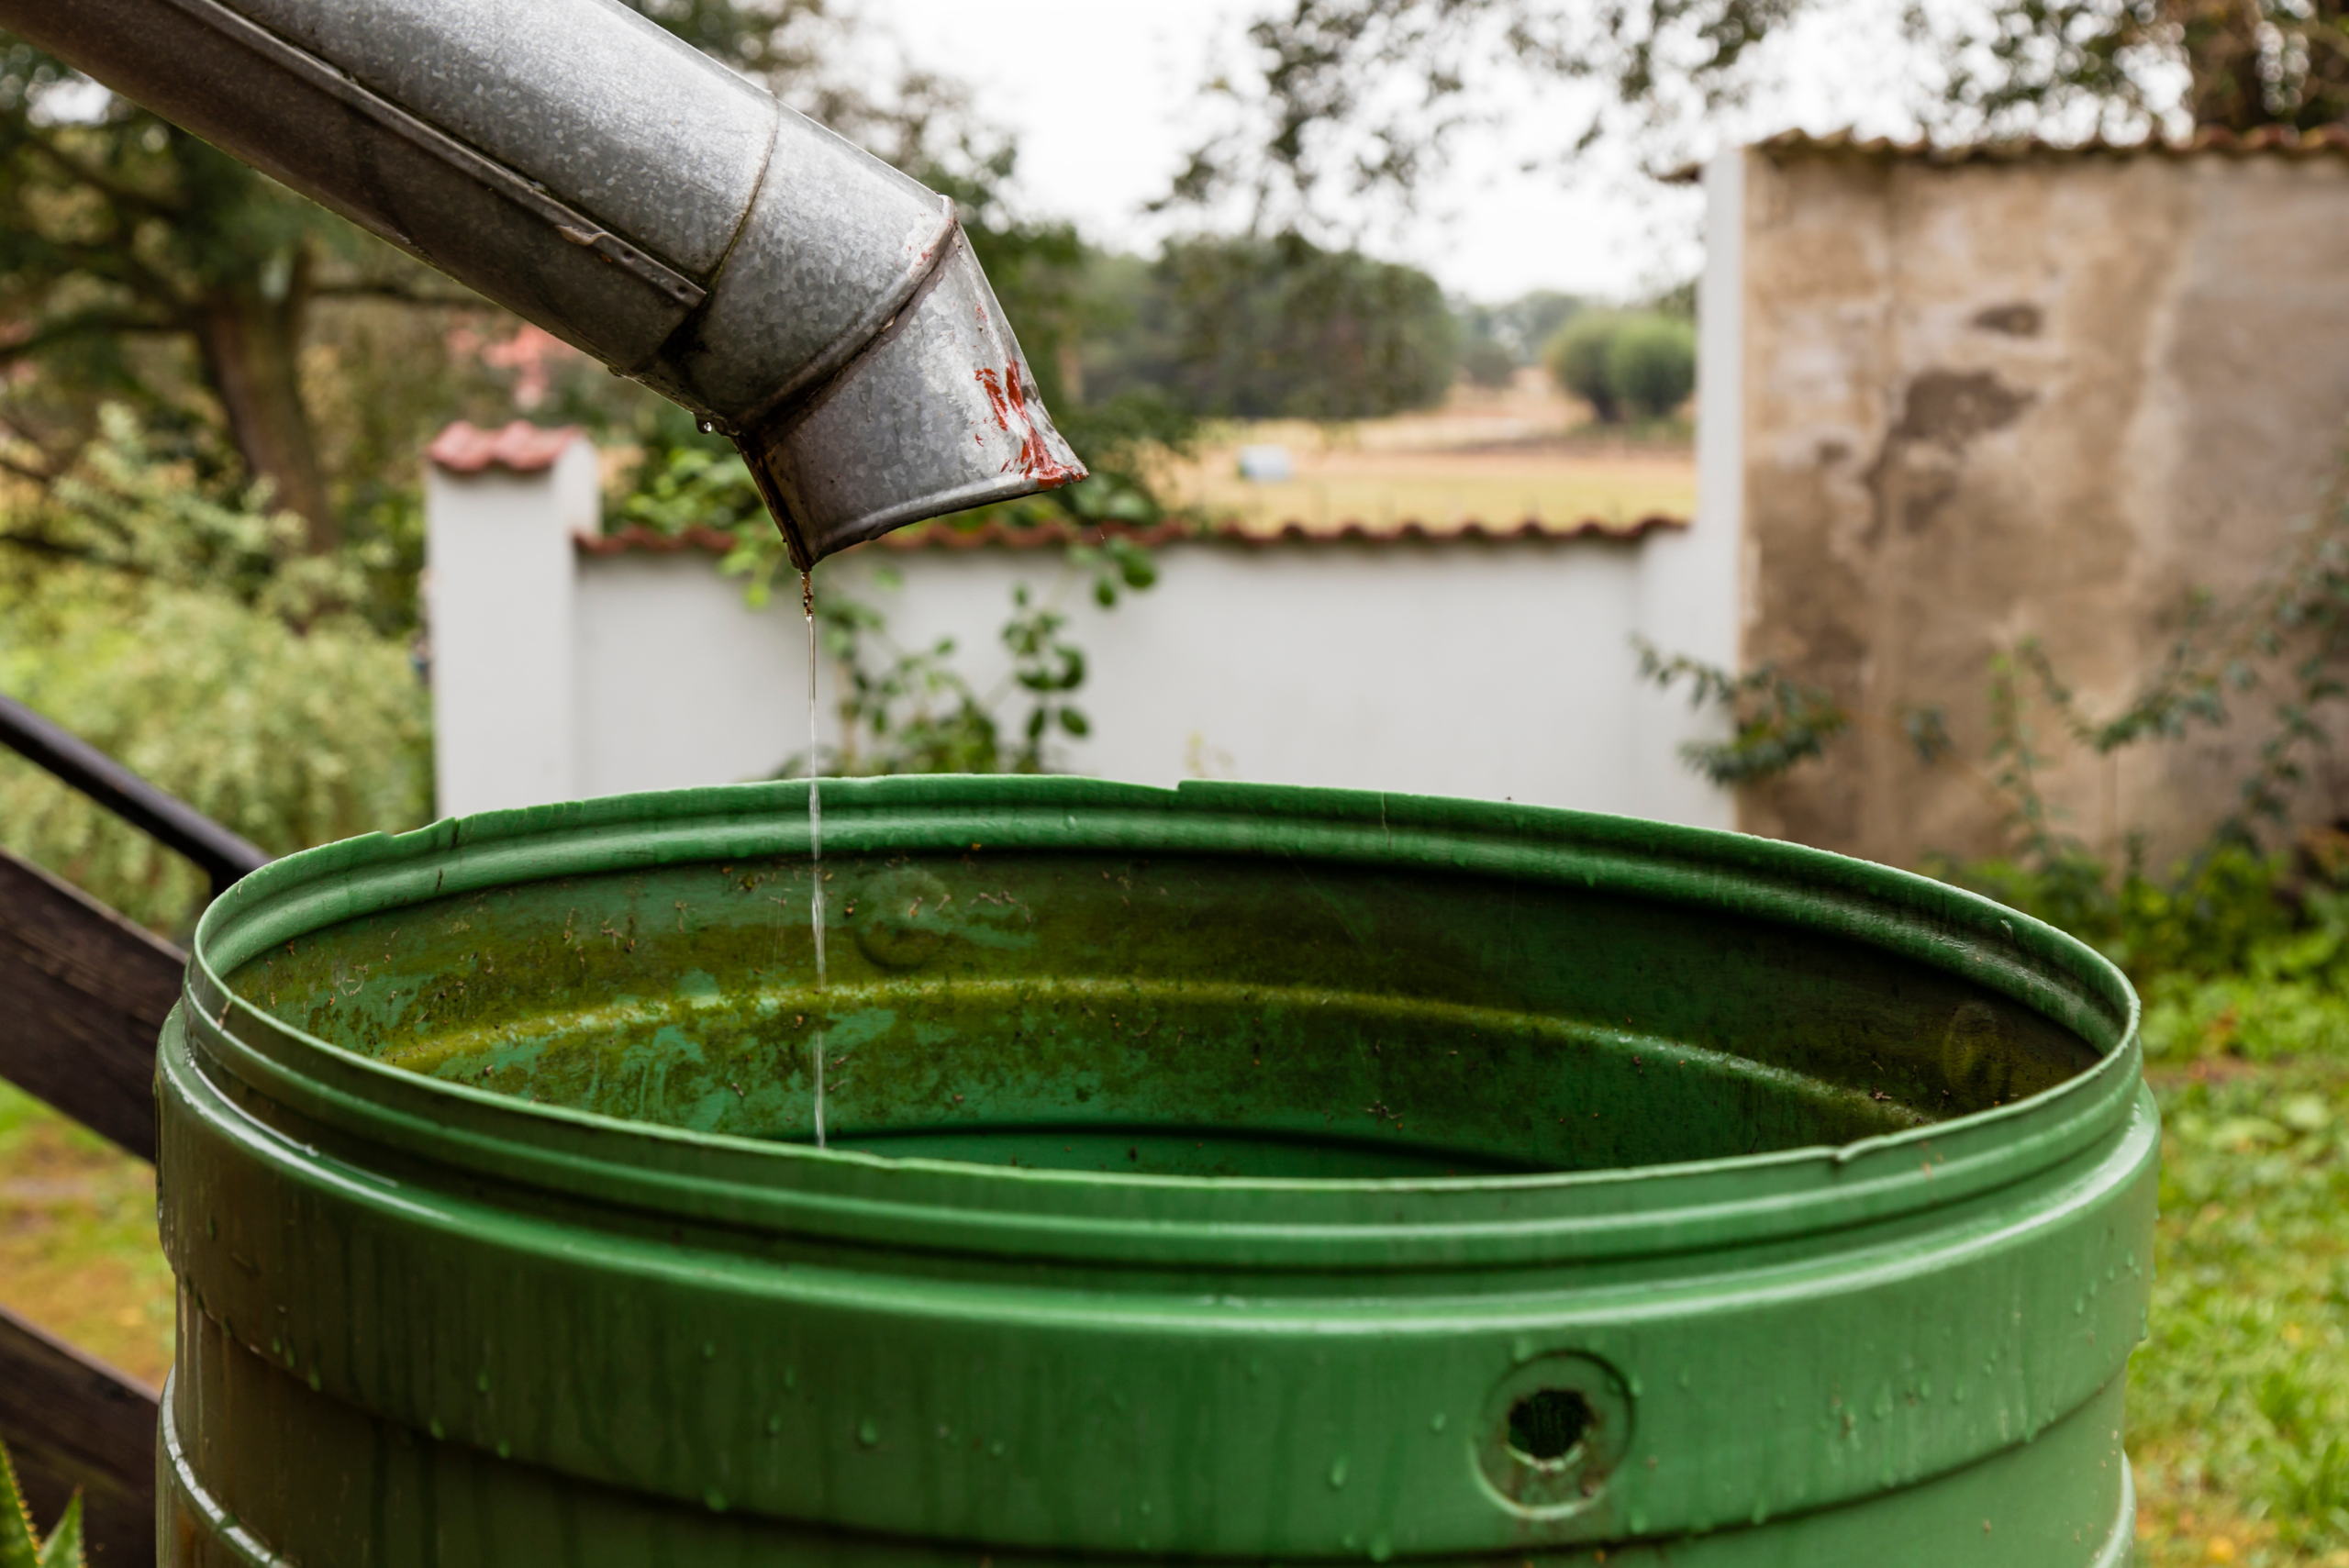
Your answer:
[1456,289,1583,386]
[1172,1,2349,231]
[0,38,431,547]
[1546,312,1627,421]
[1607,313,1696,417]
[1145,232,1459,420]
[0,1,995,552]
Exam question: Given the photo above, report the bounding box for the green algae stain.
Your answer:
[225,848,2083,1176]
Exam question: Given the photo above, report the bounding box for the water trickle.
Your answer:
[804,569,828,1149]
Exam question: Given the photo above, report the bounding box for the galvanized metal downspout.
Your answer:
[2,0,1085,566]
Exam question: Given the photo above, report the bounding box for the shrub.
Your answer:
[1544,311,1695,423]
[1544,312,1625,422]
[1607,314,1697,418]
[0,566,432,936]
[0,408,432,937]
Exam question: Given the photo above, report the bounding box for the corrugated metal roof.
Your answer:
[576,512,1686,557]
[427,420,584,473]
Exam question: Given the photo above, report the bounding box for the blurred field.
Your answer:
[1162,371,1697,534]
[0,1082,173,1387]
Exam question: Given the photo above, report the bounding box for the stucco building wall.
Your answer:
[1730,141,2349,868]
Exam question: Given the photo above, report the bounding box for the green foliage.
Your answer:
[778,546,1152,779]
[1453,290,1583,387]
[1168,1,2349,250]
[1144,232,1458,421]
[1545,311,1692,424]
[3,405,410,630]
[0,1439,85,1568]
[1544,313,1625,423]
[1634,638,1849,784]
[0,407,430,936]
[1604,315,1697,420]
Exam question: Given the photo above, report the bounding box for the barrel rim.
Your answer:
[182,776,2144,1269]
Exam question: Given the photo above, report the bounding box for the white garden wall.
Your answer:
[426,425,1736,828]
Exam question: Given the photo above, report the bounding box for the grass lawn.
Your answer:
[1,1060,2342,1559]
[2133,1057,2349,1565]
[0,1081,173,1385]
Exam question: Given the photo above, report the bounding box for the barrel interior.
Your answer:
[230,848,2102,1177]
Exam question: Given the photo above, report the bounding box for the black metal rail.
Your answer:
[0,690,269,897]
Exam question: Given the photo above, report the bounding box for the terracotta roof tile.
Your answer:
[427,420,583,473]
[1669,124,2349,181]
[576,513,1687,557]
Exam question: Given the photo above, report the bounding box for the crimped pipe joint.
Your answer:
[5,0,1084,565]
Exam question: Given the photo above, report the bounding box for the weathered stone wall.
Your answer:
[1737,143,2349,869]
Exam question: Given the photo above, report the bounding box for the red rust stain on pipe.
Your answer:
[974,367,1084,489]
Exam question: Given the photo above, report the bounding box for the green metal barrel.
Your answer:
[159,777,2153,1566]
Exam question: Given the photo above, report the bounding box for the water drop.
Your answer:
[1429,1412,1447,1433]
[766,1414,784,1436]
[495,1440,511,1460]
[1369,1531,1393,1562]
[858,1418,880,1448]
[476,1371,491,1394]
[697,417,716,434]
[702,1340,717,1361]
[704,1486,728,1512]
[1328,1455,1349,1489]
[429,1418,445,1440]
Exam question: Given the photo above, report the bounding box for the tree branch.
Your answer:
[14,126,186,223]
[0,309,184,368]
[0,449,56,485]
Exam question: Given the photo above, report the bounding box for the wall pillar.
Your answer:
[1625,148,1744,832]
[423,421,596,817]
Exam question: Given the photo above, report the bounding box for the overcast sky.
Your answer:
[863,0,1709,305]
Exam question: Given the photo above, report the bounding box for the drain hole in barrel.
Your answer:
[1506,1389,1595,1463]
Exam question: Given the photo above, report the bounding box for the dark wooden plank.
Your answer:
[0,1305,158,1565]
[0,846,181,1162]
